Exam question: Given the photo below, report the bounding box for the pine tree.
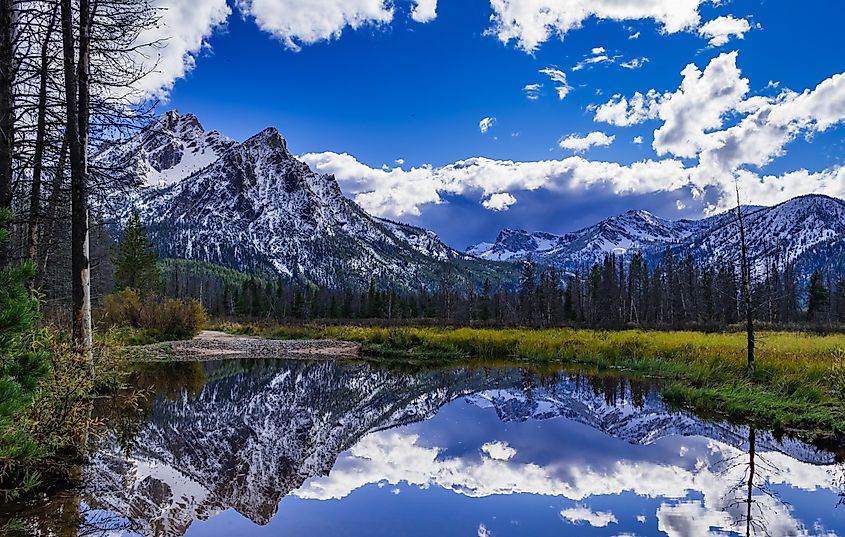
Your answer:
[807,270,829,322]
[114,214,161,295]
[479,278,491,321]
[0,209,49,470]
[519,258,536,325]
[292,289,306,319]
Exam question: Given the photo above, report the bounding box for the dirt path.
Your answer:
[134,330,360,361]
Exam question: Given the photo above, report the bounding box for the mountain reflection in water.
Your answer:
[9,358,845,537]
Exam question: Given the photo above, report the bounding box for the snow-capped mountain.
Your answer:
[687,195,845,275]
[469,195,845,278]
[97,111,237,188]
[468,210,711,267]
[102,111,514,290]
[104,111,844,287]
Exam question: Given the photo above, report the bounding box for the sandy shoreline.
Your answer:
[133,330,360,361]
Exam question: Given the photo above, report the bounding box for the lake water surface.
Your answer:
[7,358,845,536]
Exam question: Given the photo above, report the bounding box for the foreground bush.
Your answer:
[0,210,49,500]
[100,289,208,342]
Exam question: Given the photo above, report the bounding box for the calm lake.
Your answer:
[6,358,845,536]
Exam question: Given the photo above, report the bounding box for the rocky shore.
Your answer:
[134,330,360,361]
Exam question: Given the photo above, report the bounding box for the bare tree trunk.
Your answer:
[76,0,93,368]
[39,133,68,281]
[736,186,754,376]
[26,6,59,268]
[61,0,93,364]
[0,0,14,266]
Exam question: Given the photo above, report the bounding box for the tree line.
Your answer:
[152,244,845,330]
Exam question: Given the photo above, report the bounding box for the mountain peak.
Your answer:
[245,127,289,155]
[623,209,656,219]
[469,195,845,277]
[95,110,236,188]
[156,109,205,134]
[103,111,509,291]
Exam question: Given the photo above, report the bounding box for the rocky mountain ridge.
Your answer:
[101,111,515,291]
[469,195,845,278]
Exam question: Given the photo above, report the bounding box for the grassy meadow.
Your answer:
[213,323,845,444]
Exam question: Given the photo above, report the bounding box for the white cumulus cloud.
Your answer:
[300,151,689,218]
[593,90,664,126]
[482,193,518,211]
[133,0,230,98]
[411,0,437,23]
[479,116,497,134]
[698,15,751,46]
[560,505,618,527]
[653,51,750,158]
[488,0,708,52]
[591,50,845,211]
[235,0,394,51]
[559,131,615,152]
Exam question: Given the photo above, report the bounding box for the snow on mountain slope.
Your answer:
[375,217,464,262]
[96,111,237,188]
[103,111,514,291]
[687,195,845,272]
[470,210,701,267]
[469,196,845,277]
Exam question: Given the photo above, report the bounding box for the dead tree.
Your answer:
[0,0,15,266]
[59,0,93,361]
[25,3,59,267]
[735,185,755,376]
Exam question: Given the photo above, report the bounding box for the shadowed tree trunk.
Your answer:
[39,132,68,284]
[61,0,93,363]
[26,5,59,270]
[0,0,14,267]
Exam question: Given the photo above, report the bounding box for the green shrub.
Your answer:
[99,289,208,342]
[0,209,50,499]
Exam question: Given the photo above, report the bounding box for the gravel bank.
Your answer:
[134,330,360,361]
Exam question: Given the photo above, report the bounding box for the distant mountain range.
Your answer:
[99,111,845,290]
[469,195,845,279]
[98,111,515,291]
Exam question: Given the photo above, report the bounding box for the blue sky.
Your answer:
[149,0,845,248]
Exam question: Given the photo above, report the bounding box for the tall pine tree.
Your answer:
[114,214,162,295]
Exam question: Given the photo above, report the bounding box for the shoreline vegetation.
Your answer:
[212,322,845,448]
[0,214,209,509]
